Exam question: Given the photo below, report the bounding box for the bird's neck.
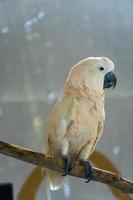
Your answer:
[63,82,105,103]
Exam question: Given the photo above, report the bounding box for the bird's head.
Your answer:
[67,57,117,94]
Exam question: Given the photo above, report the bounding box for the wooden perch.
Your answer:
[0,139,132,194]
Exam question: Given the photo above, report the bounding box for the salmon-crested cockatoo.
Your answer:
[44,57,117,196]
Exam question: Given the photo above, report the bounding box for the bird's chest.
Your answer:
[67,98,102,132]
[66,98,104,150]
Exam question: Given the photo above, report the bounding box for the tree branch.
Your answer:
[0,139,132,194]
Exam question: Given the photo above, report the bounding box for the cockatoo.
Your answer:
[44,57,117,196]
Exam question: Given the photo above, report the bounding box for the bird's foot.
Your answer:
[79,160,93,183]
[62,155,72,176]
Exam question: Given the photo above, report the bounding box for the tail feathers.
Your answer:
[48,170,65,191]
[63,177,71,199]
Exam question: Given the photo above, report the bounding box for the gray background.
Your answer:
[0,0,133,199]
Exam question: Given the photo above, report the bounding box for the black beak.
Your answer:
[103,71,117,89]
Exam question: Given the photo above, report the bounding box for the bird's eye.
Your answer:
[99,66,104,71]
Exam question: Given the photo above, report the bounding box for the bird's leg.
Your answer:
[79,160,93,183]
[62,155,72,176]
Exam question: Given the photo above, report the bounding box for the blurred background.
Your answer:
[0,0,133,199]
